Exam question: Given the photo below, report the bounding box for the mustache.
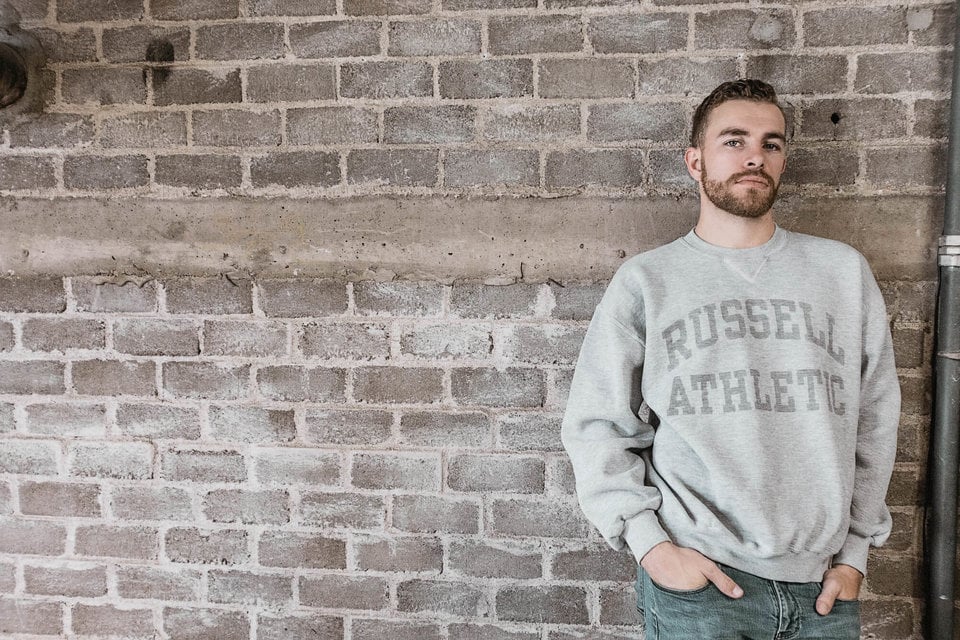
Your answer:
[731,170,774,186]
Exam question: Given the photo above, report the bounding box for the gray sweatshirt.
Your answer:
[561,224,900,582]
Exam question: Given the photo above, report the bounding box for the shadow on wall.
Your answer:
[0,1,45,122]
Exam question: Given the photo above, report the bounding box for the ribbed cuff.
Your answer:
[833,532,871,576]
[622,511,671,565]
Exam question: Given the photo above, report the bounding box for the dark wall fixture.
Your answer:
[0,1,44,117]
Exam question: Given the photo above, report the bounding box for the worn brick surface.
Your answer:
[73,279,157,312]
[300,574,390,609]
[445,150,540,187]
[100,112,188,148]
[259,530,346,568]
[287,106,377,144]
[304,408,392,445]
[72,604,154,638]
[290,20,381,58]
[203,320,287,356]
[116,566,201,600]
[588,12,686,53]
[0,155,57,190]
[539,58,633,99]
[64,155,150,190]
[257,365,346,402]
[195,23,285,60]
[355,535,443,572]
[588,102,686,143]
[26,402,107,436]
[448,539,542,578]
[440,59,533,99]
[341,61,433,99]
[389,19,481,56]
[300,321,389,359]
[163,362,249,399]
[300,491,385,529]
[117,404,202,439]
[151,0,239,20]
[248,64,337,102]
[164,527,250,564]
[546,149,645,188]
[110,486,194,521]
[162,449,246,483]
[193,110,282,147]
[254,447,341,485]
[75,524,158,560]
[209,406,296,444]
[155,154,243,190]
[348,149,439,186]
[114,319,199,356]
[72,356,155,396]
[153,68,242,106]
[68,441,154,479]
[22,317,105,351]
[102,25,191,63]
[252,151,342,188]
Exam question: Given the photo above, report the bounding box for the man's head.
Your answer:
[685,79,788,220]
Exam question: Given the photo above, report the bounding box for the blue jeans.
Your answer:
[635,563,861,640]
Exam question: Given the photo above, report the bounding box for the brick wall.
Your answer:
[0,0,950,638]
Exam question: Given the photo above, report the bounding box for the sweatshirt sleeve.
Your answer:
[833,258,901,575]
[561,284,670,565]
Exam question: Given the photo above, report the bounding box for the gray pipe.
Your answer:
[926,2,960,637]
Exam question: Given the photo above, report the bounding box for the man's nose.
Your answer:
[744,148,764,168]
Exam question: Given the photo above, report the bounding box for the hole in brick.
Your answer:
[145,38,175,84]
[0,42,27,108]
[830,112,842,125]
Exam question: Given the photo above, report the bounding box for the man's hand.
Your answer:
[815,564,863,615]
[640,541,744,598]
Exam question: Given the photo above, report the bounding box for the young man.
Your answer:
[561,80,900,638]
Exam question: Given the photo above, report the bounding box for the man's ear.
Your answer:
[684,147,702,183]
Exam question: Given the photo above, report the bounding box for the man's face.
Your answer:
[685,99,787,219]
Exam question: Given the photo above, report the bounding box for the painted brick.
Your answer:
[257,365,346,402]
[195,23,284,60]
[341,61,433,98]
[392,494,479,533]
[497,413,564,451]
[258,614,344,640]
[450,283,539,318]
[208,569,293,606]
[546,149,645,188]
[203,320,286,357]
[74,524,158,560]
[110,486,194,520]
[287,107,378,144]
[0,277,65,312]
[540,58,633,99]
[800,99,908,141]
[859,51,953,95]
[648,148,698,189]
[248,64,336,102]
[451,367,546,407]
[155,154,243,190]
[162,449,246,483]
[0,156,56,190]
[8,113,94,148]
[489,15,582,55]
[162,607,249,640]
[598,586,636,625]
[32,27,96,62]
[448,539,542,578]
[865,145,946,189]
[909,4,954,46]
[252,151,342,188]
[73,359,156,396]
[203,488,289,524]
[67,441,154,479]
[0,439,59,474]
[290,20,381,57]
[164,528,250,564]
[165,277,252,314]
[193,110,282,147]
[117,403,202,439]
[0,561,13,591]
[588,12,686,53]
[782,147,859,187]
[915,98,948,139]
[26,403,106,437]
[259,279,348,317]
[114,319,199,356]
[355,535,442,572]
[547,456,576,494]
[746,55,847,94]
[398,411,491,447]
[72,605,154,638]
[352,452,441,490]
[445,150,540,187]
[356,281,444,315]
[348,149,439,186]
[482,104,580,142]
[254,447,341,485]
[64,155,150,190]
[250,0,337,15]
[0,599,63,635]
[0,403,12,432]
[300,322,389,359]
[385,106,476,144]
[638,57,737,96]
[551,544,635,581]
[0,323,12,352]
[400,323,492,359]
[116,566,201,601]
[389,19,481,56]
[549,282,603,320]
[0,518,66,554]
[102,25,191,63]
[489,498,590,538]
[209,406,295,444]
[345,0,430,15]
[304,408,392,445]
[587,102,686,143]
[449,625,539,640]
[162,362,249,400]
[0,481,8,513]
[398,579,487,616]
[259,530,346,568]
[300,491,385,529]
[152,0,239,20]
[153,68,242,106]
[20,481,101,517]
[496,585,589,624]
[100,112,188,148]
[503,324,584,365]
[695,9,795,50]
[61,68,146,106]
[300,574,389,609]
[804,7,907,47]
[440,59,533,99]
[21,317,103,352]
[353,619,442,640]
[448,454,544,493]
[354,366,444,404]
[58,0,142,21]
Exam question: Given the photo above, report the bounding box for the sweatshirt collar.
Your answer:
[681,223,789,259]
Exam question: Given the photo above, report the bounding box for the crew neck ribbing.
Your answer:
[681,223,789,258]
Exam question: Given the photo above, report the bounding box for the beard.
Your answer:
[701,163,779,219]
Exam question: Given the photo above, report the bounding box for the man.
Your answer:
[561,79,900,638]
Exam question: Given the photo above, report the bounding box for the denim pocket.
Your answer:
[647,576,712,596]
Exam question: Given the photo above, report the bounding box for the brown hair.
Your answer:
[690,79,784,147]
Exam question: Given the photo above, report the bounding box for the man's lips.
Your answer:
[734,175,772,187]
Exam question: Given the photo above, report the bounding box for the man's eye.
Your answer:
[724,140,742,147]
[764,143,783,151]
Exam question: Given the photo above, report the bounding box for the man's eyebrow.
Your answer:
[717,127,786,142]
